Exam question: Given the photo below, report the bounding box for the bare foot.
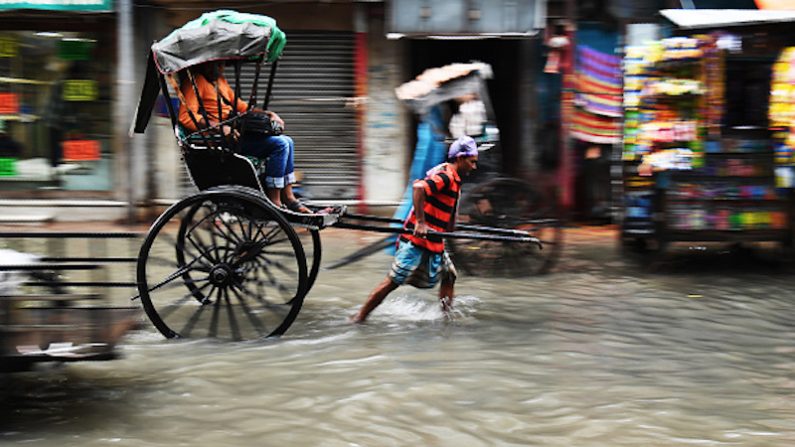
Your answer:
[440,296,453,313]
[285,200,312,214]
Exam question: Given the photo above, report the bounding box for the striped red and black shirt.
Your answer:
[402,163,462,253]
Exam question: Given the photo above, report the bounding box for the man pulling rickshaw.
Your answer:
[132,10,543,340]
[352,136,480,323]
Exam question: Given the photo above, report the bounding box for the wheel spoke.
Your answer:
[235,215,249,241]
[260,249,300,257]
[186,231,220,264]
[205,214,230,264]
[254,264,266,298]
[231,281,270,307]
[229,285,267,336]
[231,282,290,329]
[210,222,240,250]
[244,218,254,240]
[146,257,207,295]
[223,288,242,341]
[159,230,213,269]
[208,286,223,338]
[266,235,291,246]
[179,285,215,338]
[250,222,267,241]
[149,276,210,294]
[258,223,283,244]
[234,281,289,319]
[215,214,245,245]
[253,257,296,296]
[159,282,213,320]
[258,254,298,278]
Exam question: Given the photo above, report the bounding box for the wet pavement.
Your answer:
[2,224,795,446]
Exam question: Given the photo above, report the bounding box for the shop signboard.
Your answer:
[0,0,112,12]
[62,79,98,101]
[58,39,94,61]
[0,36,18,58]
[62,139,100,161]
[0,92,19,114]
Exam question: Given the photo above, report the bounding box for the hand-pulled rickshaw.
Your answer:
[132,10,546,341]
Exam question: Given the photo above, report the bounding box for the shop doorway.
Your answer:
[406,38,523,176]
[573,140,612,223]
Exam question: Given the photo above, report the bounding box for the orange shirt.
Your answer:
[178,74,248,131]
[403,163,461,253]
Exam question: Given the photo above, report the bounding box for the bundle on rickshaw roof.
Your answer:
[152,9,286,74]
[395,62,493,115]
[132,9,286,135]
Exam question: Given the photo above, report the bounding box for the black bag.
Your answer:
[242,111,283,136]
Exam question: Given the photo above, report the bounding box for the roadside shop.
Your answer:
[0,1,115,194]
[619,9,795,254]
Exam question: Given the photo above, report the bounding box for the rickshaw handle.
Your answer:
[331,222,542,248]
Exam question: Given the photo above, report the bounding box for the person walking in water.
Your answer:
[352,136,479,323]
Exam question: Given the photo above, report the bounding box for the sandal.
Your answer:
[285,200,312,214]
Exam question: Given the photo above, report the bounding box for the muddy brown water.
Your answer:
[2,227,795,446]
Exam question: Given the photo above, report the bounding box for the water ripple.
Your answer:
[3,230,795,446]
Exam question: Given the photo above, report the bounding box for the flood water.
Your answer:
[3,227,795,446]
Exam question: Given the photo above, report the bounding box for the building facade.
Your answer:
[0,0,551,221]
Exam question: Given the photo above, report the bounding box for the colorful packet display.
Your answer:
[769,46,795,189]
[623,33,789,234]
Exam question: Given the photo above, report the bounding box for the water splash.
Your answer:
[371,293,481,322]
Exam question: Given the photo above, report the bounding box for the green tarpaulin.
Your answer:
[151,9,286,74]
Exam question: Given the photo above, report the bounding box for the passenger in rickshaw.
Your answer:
[178,61,310,213]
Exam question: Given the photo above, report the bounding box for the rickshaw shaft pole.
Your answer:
[332,222,541,246]
[340,213,535,237]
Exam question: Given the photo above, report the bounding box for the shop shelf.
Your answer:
[666,197,786,202]
[668,173,775,181]
[663,229,790,243]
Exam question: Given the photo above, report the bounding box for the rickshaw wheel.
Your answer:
[450,177,563,276]
[178,204,322,305]
[292,227,321,302]
[137,186,308,340]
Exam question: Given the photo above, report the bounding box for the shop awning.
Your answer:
[0,0,112,11]
[661,9,795,29]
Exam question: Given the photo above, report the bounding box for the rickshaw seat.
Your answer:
[181,142,341,228]
[182,145,264,193]
[179,126,269,193]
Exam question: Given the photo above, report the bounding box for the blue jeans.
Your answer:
[239,134,296,188]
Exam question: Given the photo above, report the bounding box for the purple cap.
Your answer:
[448,136,479,159]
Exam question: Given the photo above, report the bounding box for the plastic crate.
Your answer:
[0,157,17,176]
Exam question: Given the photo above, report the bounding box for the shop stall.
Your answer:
[620,32,794,253]
[0,17,115,192]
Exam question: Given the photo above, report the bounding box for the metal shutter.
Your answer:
[243,31,358,200]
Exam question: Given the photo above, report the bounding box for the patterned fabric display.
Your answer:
[572,45,622,143]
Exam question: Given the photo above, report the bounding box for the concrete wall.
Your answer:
[361,6,407,204]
